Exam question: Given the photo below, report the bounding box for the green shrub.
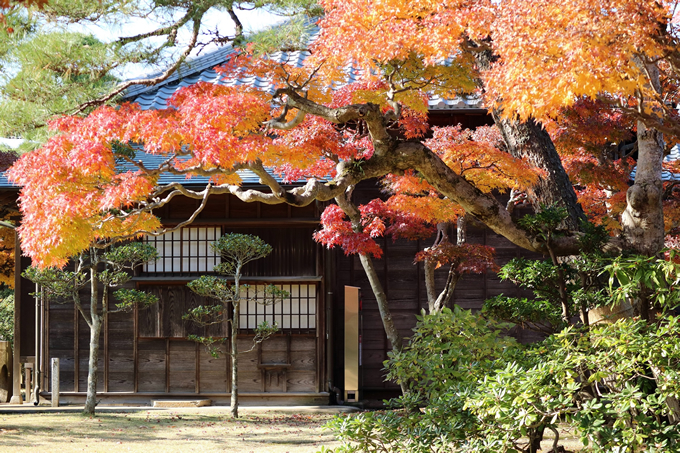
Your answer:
[325,312,680,453]
[326,307,520,453]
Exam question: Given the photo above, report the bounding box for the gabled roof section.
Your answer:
[122,24,483,111]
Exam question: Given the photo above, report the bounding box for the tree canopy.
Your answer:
[0,0,320,149]
[6,0,680,324]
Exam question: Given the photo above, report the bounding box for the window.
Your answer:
[137,283,318,337]
[144,227,221,274]
[240,283,317,332]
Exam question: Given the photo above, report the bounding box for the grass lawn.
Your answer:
[0,410,341,452]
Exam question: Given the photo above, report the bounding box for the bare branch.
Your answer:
[265,105,307,130]
[71,7,206,115]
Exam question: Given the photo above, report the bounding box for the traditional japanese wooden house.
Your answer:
[4,41,541,407]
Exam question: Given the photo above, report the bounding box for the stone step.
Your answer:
[152,399,212,408]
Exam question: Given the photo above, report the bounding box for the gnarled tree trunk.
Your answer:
[474,47,585,231]
[493,114,586,231]
[621,122,665,257]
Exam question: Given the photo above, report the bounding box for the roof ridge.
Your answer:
[122,45,237,99]
[122,16,318,100]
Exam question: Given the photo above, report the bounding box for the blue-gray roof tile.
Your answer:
[122,24,483,112]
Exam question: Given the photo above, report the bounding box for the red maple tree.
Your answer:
[8,0,680,348]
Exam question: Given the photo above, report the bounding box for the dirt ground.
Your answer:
[0,410,341,452]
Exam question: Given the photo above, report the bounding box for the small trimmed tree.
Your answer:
[24,243,158,414]
[184,233,286,418]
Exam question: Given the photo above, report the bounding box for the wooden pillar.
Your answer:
[344,286,360,402]
[33,283,39,404]
[51,358,59,407]
[24,362,32,403]
[9,230,21,404]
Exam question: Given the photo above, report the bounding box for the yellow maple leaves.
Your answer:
[487,0,671,121]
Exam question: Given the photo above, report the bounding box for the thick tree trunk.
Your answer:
[473,47,584,232]
[493,114,585,231]
[84,315,101,415]
[621,122,665,320]
[621,122,665,256]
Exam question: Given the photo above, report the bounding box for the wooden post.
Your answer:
[344,286,360,402]
[51,358,59,407]
[33,283,40,405]
[24,362,32,404]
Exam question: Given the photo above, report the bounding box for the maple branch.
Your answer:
[273,88,377,124]
[119,152,181,177]
[265,103,307,131]
[97,183,213,245]
[248,161,287,199]
[147,187,211,237]
[277,88,395,155]
[335,189,404,352]
[147,183,212,212]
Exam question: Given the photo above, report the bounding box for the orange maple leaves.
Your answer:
[487,0,674,121]
[7,130,160,268]
[12,0,680,268]
[7,84,280,267]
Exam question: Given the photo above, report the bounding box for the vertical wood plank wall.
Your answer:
[45,194,324,397]
[41,183,543,401]
[48,301,320,395]
[332,186,542,400]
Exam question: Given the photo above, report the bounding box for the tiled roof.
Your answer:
[118,150,267,186]
[0,149,273,189]
[630,144,680,181]
[0,174,15,189]
[122,25,483,111]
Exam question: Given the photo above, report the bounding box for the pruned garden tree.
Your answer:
[23,243,158,414]
[183,233,285,418]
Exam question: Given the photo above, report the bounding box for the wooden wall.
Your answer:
[46,288,319,395]
[36,182,543,404]
[331,183,542,402]
[42,195,325,399]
